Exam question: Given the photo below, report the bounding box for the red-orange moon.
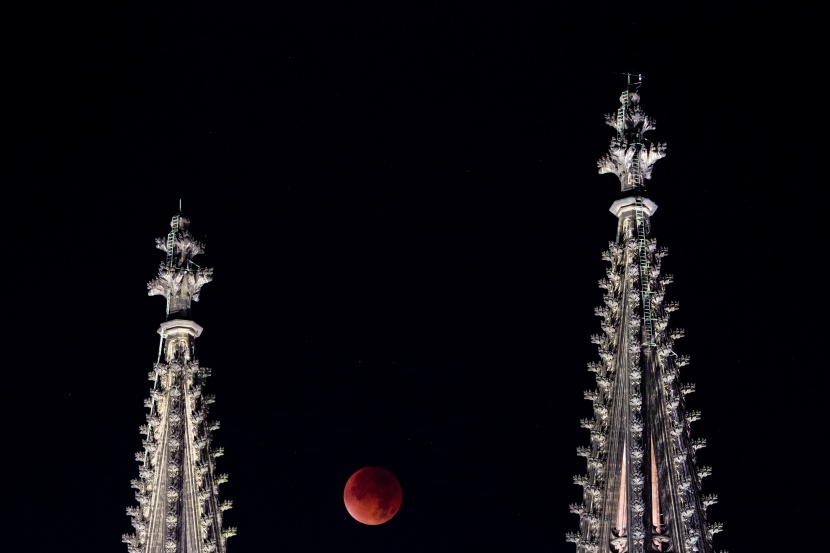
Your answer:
[343,466,402,525]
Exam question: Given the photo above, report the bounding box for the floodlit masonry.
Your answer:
[566,77,723,553]
[124,212,235,553]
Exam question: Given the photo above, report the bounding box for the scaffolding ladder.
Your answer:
[157,214,179,359]
[142,213,182,467]
[165,215,180,314]
[616,90,628,139]
[618,86,654,346]
[165,215,179,268]
[631,148,654,347]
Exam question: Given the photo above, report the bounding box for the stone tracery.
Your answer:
[568,81,721,553]
[124,213,234,553]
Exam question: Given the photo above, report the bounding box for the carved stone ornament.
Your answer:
[127,213,232,553]
[155,216,205,267]
[569,86,720,553]
[597,89,667,193]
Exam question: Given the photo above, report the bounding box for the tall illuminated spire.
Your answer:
[123,212,235,553]
[567,77,722,553]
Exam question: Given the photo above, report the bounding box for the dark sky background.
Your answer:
[6,2,821,552]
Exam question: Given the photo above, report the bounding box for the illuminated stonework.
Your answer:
[596,90,666,194]
[566,81,722,553]
[124,214,235,553]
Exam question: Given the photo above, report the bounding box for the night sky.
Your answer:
[7,2,820,552]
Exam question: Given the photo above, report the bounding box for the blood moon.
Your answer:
[343,467,402,525]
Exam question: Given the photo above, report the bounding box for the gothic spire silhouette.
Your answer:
[124,212,235,553]
[567,78,723,553]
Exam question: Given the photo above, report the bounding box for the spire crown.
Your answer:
[154,213,205,268]
[597,79,667,194]
[148,212,213,319]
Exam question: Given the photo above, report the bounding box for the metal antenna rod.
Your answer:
[613,72,643,89]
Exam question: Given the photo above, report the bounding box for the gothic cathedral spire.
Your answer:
[124,212,235,553]
[567,78,722,553]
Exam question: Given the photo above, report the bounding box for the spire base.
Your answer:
[609,197,658,219]
[158,319,204,338]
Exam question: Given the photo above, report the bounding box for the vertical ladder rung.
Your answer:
[165,215,179,268]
